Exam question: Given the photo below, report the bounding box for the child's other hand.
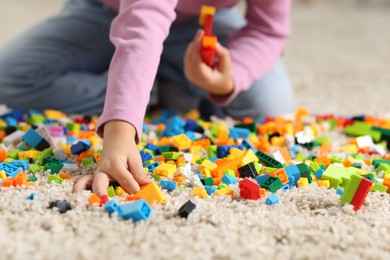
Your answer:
[72,120,151,197]
[184,29,234,96]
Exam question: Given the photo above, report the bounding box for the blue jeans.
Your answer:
[0,0,293,118]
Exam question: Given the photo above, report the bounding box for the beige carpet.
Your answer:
[1,1,390,259]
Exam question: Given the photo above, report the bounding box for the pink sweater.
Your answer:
[96,0,291,141]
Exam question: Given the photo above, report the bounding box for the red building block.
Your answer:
[239,179,261,200]
[350,177,373,211]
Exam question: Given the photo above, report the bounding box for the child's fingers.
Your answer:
[128,155,152,186]
[109,163,141,195]
[215,42,231,71]
[92,171,110,197]
[73,174,94,193]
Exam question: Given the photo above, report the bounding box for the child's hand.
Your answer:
[73,120,151,197]
[184,29,234,96]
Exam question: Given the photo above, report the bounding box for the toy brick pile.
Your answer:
[1,104,390,222]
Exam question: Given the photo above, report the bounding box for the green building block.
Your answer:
[7,149,20,159]
[207,145,217,158]
[254,162,261,174]
[353,153,364,160]
[66,122,81,131]
[372,159,390,168]
[314,136,331,145]
[344,121,381,142]
[322,164,350,189]
[162,152,181,161]
[340,174,363,204]
[28,114,46,124]
[202,177,214,186]
[4,158,13,164]
[143,148,155,156]
[81,157,95,166]
[297,163,312,183]
[309,162,321,173]
[362,173,375,181]
[28,176,38,182]
[48,174,63,184]
[371,183,388,193]
[295,153,306,162]
[218,183,227,189]
[330,155,343,164]
[44,162,64,174]
[371,126,390,140]
[34,148,53,165]
[260,176,283,193]
[224,169,235,177]
[255,150,283,169]
[29,164,41,174]
[378,163,390,172]
[150,174,162,182]
[107,186,116,197]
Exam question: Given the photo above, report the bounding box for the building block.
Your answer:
[48,200,71,214]
[238,161,257,178]
[239,179,261,200]
[107,186,116,197]
[0,162,20,178]
[161,180,177,191]
[266,194,279,205]
[70,141,91,155]
[134,183,166,205]
[204,185,217,195]
[350,177,372,211]
[371,183,388,193]
[221,174,238,185]
[44,162,63,174]
[268,168,289,185]
[260,176,283,192]
[104,200,119,215]
[340,174,362,204]
[118,199,152,222]
[215,187,234,196]
[255,173,270,185]
[88,193,101,205]
[179,200,197,218]
[296,163,312,183]
[22,128,50,151]
[193,187,208,198]
[297,177,309,187]
[154,163,176,178]
[48,174,63,184]
[255,150,283,168]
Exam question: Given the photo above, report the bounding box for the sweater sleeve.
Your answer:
[209,0,291,107]
[96,0,178,142]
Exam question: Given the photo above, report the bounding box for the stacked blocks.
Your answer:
[340,174,373,211]
[199,5,217,67]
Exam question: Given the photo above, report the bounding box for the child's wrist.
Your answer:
[103,120,137,140]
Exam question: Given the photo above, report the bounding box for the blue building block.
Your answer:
[229,127,251,140]
[27,193,38,200]
[255,174,269,185]
[104,200,120,215]
[184,131,196,141]
[146,162,160,172]
[66,135,76,144]
[336,188,344,196]
[70,141,91,155]
[11,160,29,171]
[145,143,160,155]
[140,151,153,163]
[5,117,17,127]
[0,162,21,177]
[22,128,43,148]
[281,184,291,192]
[221,174,238,185]
[284,165,301,186]
[209,156,218,163]
[204,185,217,195]
[266,194,279,205]
[241,138,257,151]
[314,168,325,179]
[118,199,152,222]
[0,109,24,121]
[160,180,177,191]
[184,119,198,132]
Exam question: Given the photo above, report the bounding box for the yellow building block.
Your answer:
[154,163,176,178]
[115,186,125,196]
[216,187,234,196]
[297,177,309,187]
[201,159,217,171]
[317,180,330,188]
[193,187,208,198]
[44,109,65,119]
[238,149,259,167]
[135,183,166,205]
[18,150,41,160]
[0,170,6,179]
[343,156,354,167]
[186,109,200,121]
[200,168,212,178]
[199,5,216,25]
[172,134,192,151]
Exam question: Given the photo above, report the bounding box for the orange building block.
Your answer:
[1,178,14,187]
[134,183,166,205]
[59,172,73,180]
[269,168,289,185]
[88,193,101,205]
[0,150,7,162]
[13,173,28,186]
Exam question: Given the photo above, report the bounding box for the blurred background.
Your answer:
[1,0,389,116]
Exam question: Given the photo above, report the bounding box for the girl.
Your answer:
[0,0,293,196]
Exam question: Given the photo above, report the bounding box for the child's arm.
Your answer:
[74,0,178,196]
[185,0,291,105]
